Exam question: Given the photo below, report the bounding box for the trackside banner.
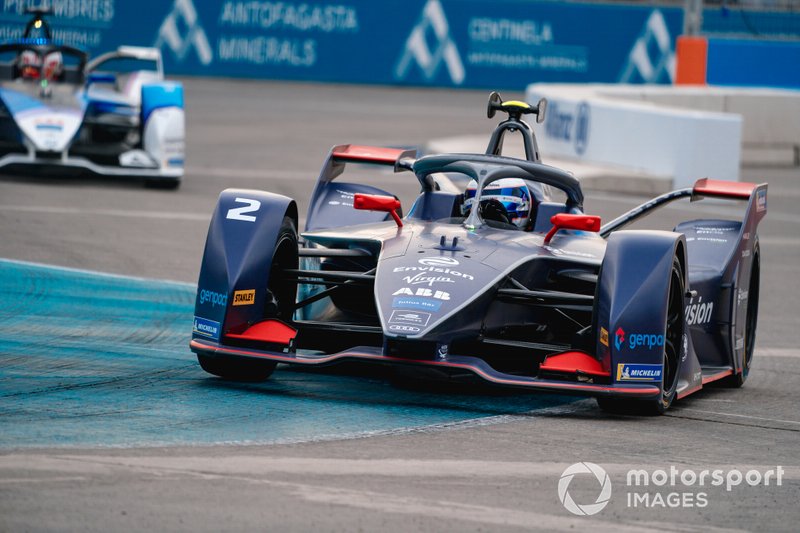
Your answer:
[0,0,683,89]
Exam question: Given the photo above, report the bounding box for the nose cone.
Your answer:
[374,227,504,340]
[0,86,85,152]
[17,109,83,152]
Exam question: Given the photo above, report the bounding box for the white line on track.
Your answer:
[0,258,195,288]
[0,204,209,221]
[0,476,88,484]
[673,408,800,426]
[756,347,799,358]
[186,166,313,180]
[759,237,800,247]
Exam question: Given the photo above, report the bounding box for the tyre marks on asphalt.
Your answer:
[666,346,800,432]
[0,259,576,448]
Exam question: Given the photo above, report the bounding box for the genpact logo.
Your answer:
[628,333,665,350]
[615,327,625,351]
[199,289,227,307]
[418,257,459,267]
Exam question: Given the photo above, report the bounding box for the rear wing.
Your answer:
[305,144,417,232]
[85,46,164,77]
[600,177,767,237]
[329,144,416,174]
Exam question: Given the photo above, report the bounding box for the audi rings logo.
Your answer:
[558,462,612,516]
[418,257,459,267]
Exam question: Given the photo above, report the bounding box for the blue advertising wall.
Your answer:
[707,38,800,89]
[0,0,684,89]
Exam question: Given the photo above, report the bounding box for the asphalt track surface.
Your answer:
[1,78,799,531]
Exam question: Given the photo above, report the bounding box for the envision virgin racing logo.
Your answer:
[686,297,713,326]
[614,327,625,351]
[393,265,473,281]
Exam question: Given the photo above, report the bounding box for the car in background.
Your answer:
[0,7,184,188]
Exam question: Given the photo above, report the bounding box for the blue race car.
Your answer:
[190,92,766,415]
[0,7,184,188]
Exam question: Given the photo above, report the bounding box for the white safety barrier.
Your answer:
[526,84,800,187]
[526,84,747,188]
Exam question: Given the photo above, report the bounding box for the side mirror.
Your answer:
[544,213,601,244]
[353,193,403,227]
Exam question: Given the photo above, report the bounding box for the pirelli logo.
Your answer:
[600,327,609,347]
[232,289,255,306]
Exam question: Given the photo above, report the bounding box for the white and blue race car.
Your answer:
[0,7,184,188]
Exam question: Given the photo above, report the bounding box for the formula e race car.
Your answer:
[0,8,184,188]
[190,92,767,414]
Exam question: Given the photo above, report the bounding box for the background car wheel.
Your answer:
[597,256,685,415]
[144,177,181,190]
[724,243,760,388]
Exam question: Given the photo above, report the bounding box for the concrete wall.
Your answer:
[525,84,800,188]
[599,86,800,166]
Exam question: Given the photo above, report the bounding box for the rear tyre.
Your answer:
[597,256,685,415]
[723,244,760,388]
[196,216,298,382]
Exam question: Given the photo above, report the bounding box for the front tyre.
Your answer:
[197,353,276,382]
[598,256,685,415]
[196,216,297,382]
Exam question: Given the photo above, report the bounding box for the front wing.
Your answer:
[190,338,662,399]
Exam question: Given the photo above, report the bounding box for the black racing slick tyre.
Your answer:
[264,216,300,323]
[197,353,276,382]
[144,177,181,190]
[597,256,685,416]
[723,243,760,388]
[196,216,298,382]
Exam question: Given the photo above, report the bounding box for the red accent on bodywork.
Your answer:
[693,178,756,199]
[226,319,297,345]
[701,368,733,385]
[190,339,658,396]
[539,351,610,377]
[544,213,601,244]
[354,193,403,227]
[332,145,407,164]
[677,368,735,399]
[676,383,702,400]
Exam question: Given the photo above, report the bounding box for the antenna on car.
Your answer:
[24,4,54,40]
[485,92,547,162]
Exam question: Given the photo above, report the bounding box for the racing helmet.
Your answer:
[464,177,533,229]
[42,51,63,81]
[18,50,41,79]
